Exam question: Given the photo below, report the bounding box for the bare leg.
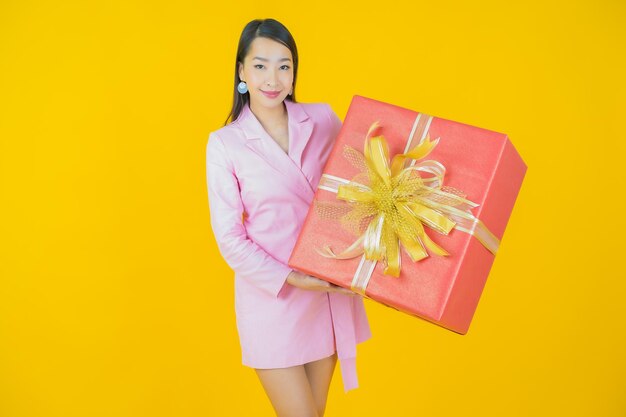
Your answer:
[304,352,337,417]
[255,364,319,417]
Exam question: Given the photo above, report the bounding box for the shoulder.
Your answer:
[297,101,336,122]
[206,123,243,169]
[206,118,247,152]
[300,101,343,136]
[208,122,243,143]
[297,101,342,138]
[298,100,328,114]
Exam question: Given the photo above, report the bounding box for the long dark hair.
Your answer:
[223,18,299,127]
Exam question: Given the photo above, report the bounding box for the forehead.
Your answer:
[246,37,292,62]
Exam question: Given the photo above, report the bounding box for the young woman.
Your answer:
[206,18,372,417]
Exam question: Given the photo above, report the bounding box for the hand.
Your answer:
[286,271,356,296]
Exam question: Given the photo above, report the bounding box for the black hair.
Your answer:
[223,18,299,126]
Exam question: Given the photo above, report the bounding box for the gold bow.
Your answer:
[314,120,499,277]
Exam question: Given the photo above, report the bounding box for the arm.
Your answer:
[205,132,292,298]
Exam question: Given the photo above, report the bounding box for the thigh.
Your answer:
[304,353,337,417]
[254,365,319,417]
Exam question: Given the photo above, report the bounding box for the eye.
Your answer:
[254,64,264,69]
[281,65,290,70]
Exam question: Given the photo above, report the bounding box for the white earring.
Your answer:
[237,81,248,94]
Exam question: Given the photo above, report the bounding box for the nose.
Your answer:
[266,69,279,88]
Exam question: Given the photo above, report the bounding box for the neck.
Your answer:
[249,100,287,127]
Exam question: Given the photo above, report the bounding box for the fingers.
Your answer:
[329,284,356,296]
[305,275,356,296]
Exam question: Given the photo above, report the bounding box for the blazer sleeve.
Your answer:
[325,103,343,141]
[205,132,292,298]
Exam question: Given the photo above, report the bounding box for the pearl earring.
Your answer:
[237,81,248,94]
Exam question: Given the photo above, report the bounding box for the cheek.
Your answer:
[245,71,262,85]
[280,72,294,83]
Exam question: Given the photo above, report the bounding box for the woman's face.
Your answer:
[238,37,294,111]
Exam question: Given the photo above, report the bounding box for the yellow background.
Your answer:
[1,1,624,416]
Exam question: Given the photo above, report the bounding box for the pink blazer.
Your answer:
[205,98,372,392]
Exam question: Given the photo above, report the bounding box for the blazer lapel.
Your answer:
[284,98,313,169]
[237,99,315,200]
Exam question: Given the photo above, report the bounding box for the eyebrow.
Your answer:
[252,57,292,62]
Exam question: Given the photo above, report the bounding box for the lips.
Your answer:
[261,90,281,98]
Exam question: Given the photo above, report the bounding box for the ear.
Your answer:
[238,62,244,82]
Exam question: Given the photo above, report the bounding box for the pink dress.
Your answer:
[205,98,372,392]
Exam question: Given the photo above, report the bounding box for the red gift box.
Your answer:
[287,95,527,334]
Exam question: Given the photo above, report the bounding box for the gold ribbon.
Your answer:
[314,114,500,294]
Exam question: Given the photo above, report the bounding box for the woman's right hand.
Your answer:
[286,270,355,296]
